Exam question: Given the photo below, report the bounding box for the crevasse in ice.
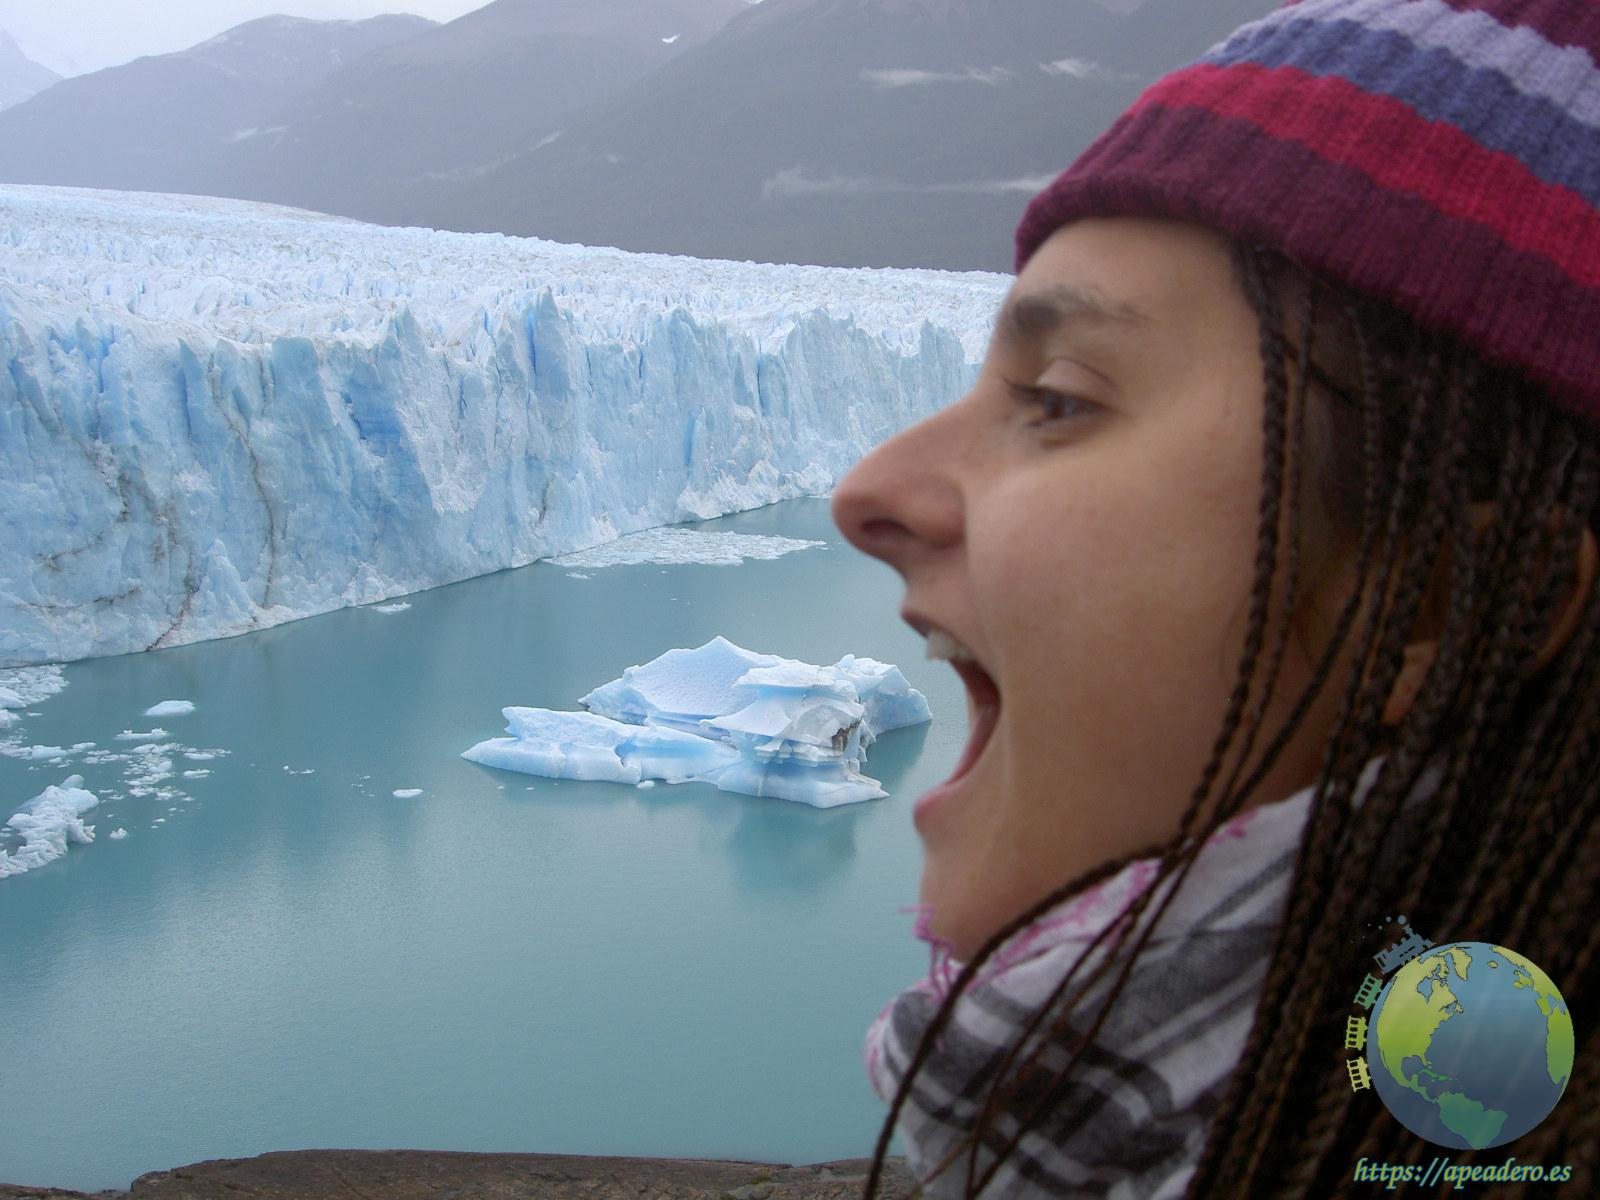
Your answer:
[0,185,1006,668]
[461,637,931,807]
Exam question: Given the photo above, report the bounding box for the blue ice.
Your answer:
[462,637,930,807]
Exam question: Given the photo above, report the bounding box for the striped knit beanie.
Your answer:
[1015,0,1600,427]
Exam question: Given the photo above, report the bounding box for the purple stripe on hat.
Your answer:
[1434,0,1600,54]
[1217,0,1600,129]
[1206,11,1600,204]
[1016,101,1600,423]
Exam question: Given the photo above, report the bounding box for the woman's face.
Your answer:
[831,216,1343,959]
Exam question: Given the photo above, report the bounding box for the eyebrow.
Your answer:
[995,283,1150,348]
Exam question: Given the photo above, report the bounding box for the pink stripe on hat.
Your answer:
[1014,0,1600,427]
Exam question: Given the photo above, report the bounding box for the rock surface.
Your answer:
[1,1150,913,1200]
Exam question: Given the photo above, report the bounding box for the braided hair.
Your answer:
[863,241,1600,1199]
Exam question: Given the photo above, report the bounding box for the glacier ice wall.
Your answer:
[0,186,1008,667]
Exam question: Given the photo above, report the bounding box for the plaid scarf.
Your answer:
[863,786,1318,1199]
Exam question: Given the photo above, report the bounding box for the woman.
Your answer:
[832,1,1599,1195]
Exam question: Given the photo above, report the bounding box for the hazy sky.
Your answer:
[0,0,490,76]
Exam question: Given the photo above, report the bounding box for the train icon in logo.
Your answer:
[1343,918,1573,1150]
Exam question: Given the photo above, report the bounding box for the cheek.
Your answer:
[980,465,1256,651]
[970,447,1264,784]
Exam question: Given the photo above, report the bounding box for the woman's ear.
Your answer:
[1530,522,1598,673]
[1380,642,1435,727]
[1381,517,1599,727]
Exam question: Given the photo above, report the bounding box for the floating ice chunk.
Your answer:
[143,700,195,717]
[116,728,169,741]
[0,666,67,707]
[109,828,128,840]
[0,687,21,708]
[464,638,929,807]
[373,603,411,614]
[24,745,67,760]
[552,529,825,569]
[124,744,176,795]
[182,769,211,779]
[0,775,99,878]
[392,788,423,798]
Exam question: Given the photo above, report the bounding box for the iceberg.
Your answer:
[463,637,930,807]
[0,185,1005,667]
[0,775,100,879]
[143,700,195,717]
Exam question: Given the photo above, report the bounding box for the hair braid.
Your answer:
[1195,312,1454,1192]
[1188,260,1600,1197]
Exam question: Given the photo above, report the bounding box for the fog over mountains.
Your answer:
[0,0,1278,270]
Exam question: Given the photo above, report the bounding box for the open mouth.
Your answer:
[945,658,1001,784]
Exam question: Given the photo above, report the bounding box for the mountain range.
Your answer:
[0,15,438,196]
[0,0,1277,270]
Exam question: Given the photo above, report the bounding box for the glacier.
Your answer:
[462,636,931,807]
[0,185,1008,668]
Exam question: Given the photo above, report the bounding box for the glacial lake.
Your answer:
[0,498,966,1191]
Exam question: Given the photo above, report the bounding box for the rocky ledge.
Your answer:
[1,1150,914,1200]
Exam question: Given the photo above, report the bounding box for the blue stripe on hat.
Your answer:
[1204,5,1600,207]
[1243,0,1600,129]
[1364,0,1600,127]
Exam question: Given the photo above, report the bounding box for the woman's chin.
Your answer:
[915,868,993,964]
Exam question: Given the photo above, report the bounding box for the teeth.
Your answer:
[925,628,977,664]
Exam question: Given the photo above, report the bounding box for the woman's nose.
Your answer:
[831,403,967,575]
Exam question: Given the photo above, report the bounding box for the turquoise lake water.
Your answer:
[0,499,967,1191]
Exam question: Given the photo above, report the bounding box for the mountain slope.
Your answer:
[184,0,753,227]
[0,31,60,111]
[0,15,437,193]
[445,0,1278,269]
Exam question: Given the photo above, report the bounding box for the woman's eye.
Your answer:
[1010,383,1096,425]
